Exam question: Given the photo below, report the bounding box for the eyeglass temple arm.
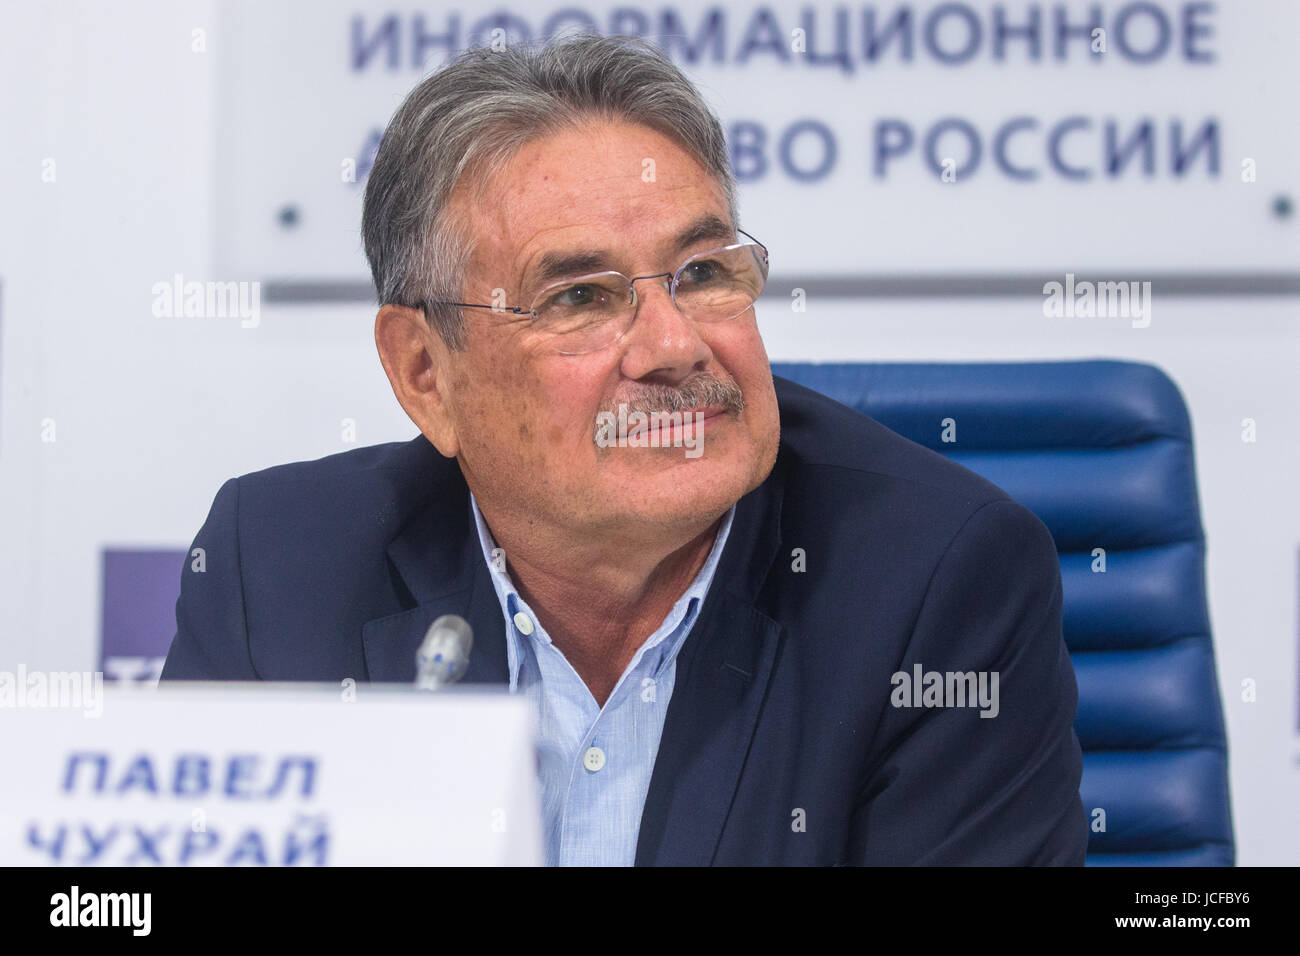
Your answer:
[419,301,529,314]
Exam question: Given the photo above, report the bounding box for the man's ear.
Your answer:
[374,304,461,458]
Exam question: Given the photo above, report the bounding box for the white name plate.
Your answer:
[0,683,542,866]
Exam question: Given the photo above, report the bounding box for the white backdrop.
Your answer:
[1,0,1297,865]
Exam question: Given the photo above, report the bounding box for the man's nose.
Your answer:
[619,275,713,378]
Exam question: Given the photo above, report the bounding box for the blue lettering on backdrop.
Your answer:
[346,4,1221,184]
[862,116,1217,182]
[350,3,1219,70]
[780,120,839,182]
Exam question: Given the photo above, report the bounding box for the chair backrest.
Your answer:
[770,359,1235,866]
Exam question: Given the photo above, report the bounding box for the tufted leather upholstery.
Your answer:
[770,360,1235,866]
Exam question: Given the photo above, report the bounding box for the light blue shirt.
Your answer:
[470,494,735,866]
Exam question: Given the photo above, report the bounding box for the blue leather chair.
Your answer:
[771,360,1235,866]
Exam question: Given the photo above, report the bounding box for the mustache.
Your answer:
[602,373,745,417]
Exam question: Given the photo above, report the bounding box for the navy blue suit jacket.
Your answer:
[162,376,1088,865]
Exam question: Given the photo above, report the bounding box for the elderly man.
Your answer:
[163,34,1087,866]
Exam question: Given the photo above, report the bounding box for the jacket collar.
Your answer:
[360,438,509,685]
[361,434,790,864]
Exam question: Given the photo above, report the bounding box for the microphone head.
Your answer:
[415,614,474,689]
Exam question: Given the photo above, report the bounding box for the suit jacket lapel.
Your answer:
[635,452,789,865]
[359,565,508,684]
[361,441,508,685]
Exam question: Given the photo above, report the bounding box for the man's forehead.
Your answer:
[453,128,731,288]
[474,125,721,233]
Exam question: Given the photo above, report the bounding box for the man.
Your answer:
[163,34,1087,866]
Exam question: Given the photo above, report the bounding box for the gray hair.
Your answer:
[361,33,738,349]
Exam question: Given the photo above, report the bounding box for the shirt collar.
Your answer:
[469,493,736,692]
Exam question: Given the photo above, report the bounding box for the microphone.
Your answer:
[414,614,474,690]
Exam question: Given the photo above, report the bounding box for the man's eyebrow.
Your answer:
[523,214,737,291]
[669,214,737,252]
[530,251,609,289]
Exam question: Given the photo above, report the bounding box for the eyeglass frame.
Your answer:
[415,228,769,348]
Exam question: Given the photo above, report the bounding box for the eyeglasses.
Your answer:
[418,229,769,355]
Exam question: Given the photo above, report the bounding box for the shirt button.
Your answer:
[583,746,606,772]
[512,611,534,636]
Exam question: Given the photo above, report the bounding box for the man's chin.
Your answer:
[591,462,751,526]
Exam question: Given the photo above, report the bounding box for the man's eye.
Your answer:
[680,260,721,284]
[548,284,603,309]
